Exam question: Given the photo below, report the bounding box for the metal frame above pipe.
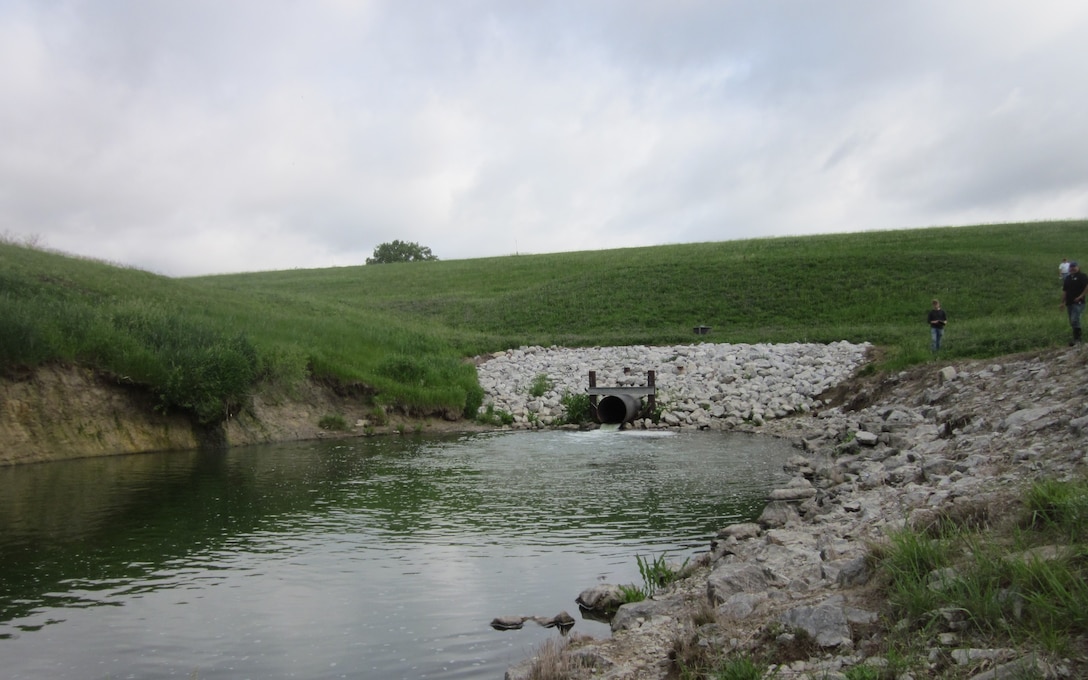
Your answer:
[586,370,656,424]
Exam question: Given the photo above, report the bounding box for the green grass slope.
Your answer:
[1,220,1083,426]
[198,220,1081,358]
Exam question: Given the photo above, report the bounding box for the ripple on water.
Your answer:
[0,429,795,680]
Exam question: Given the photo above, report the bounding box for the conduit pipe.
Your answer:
[596,393,642,424]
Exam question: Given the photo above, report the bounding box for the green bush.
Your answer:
[108,305,260,424]
[367,406,388,426]
[256,344,309,392]
[158,333,259,424]
[377,354,430,384]
[463,383,485,419]
[370,353,482,417]
[878,527,954,621]
[557,392,594,425]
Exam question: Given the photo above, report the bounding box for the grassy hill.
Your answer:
[1,220,1083,427]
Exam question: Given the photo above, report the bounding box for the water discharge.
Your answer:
[0,429,794,679]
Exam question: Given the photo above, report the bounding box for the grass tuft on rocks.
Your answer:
[669,480,1088,680]
[871,478,1088,664]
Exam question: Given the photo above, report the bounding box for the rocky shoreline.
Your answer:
[491,343,1088,679]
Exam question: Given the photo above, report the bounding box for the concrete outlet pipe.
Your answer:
[597,393,642,424]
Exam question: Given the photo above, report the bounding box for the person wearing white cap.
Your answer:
[1060,261,1088,345]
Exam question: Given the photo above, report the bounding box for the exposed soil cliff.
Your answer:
[0,365,482,466]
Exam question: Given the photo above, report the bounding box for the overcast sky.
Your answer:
[2,1,1086,277]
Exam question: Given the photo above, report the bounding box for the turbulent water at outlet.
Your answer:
[0,429,795,680]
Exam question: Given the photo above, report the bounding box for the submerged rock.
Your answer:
[490,616,528,630]
[491,611,576,635]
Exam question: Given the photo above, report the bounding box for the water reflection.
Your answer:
[0,429,794,679]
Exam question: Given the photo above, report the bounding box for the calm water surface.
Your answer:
[0,429,794,679]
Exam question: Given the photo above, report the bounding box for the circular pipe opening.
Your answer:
[597,394,641,424]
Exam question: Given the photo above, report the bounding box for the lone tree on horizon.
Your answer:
[366,240,439,264]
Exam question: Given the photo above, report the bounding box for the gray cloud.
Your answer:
[1,0,1086,275]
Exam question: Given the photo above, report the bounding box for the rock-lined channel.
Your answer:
[488,344,1088,680]
[477,341,871,428]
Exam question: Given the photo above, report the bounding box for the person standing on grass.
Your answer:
[1060,258,1071,282]
[928,299,947,353]
[1061,261,1088,345]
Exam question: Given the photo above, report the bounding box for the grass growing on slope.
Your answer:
[0,239,481,424]
[194,220,1081,365]
[1,220,1084,425]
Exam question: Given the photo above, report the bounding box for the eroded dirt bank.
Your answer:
[0,365,482,466]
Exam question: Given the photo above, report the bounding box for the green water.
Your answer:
[0,429,794,679]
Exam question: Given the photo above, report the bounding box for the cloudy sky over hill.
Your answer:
[2,1,1086,276]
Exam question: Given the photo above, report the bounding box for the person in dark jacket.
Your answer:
[928,299,948,353]
[1061,261,1088,345]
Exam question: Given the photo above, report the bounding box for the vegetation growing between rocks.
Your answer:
[670,478,1088,679]
[1,220,1084,426]
[636,552,689,598]
[869,479,1088,666]
[587,553,692,614]
[474,404,514,426]
[617,583,646,605]
[556,392,594,425]
[529,373,553,397]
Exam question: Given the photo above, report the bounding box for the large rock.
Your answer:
[575,584,626,614]
[777,596,855,649]
[611,595,689,632]
[707,562,781,604]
